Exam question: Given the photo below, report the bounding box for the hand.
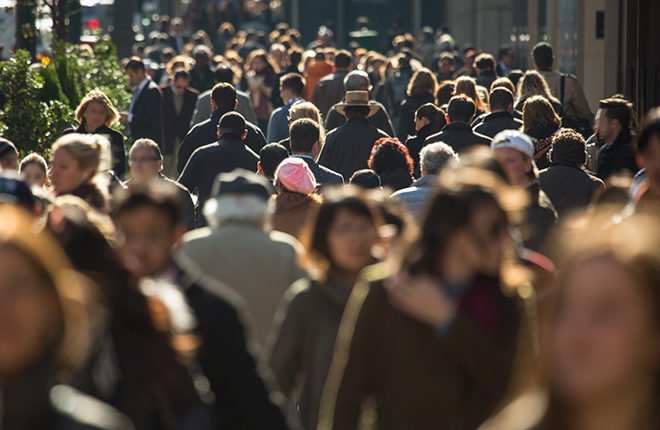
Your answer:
[384,272,457,328]
[119,112,129,123]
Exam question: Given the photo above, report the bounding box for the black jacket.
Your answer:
[292,155,344,188]
[397,93,435,142]
[129,79,163,145]
[318,116,390,181]
[174,255,295,430]
[476,70,497,91]
[539,161,604,218]
[162,85,199,155]
[325,100,395,137]
[425,122,492,153]
[178,133,259,227]
[404,123,436,177]
[527,124,560,170]
[379,168,414,192]
[189,66,216,94]
[63,123,126,178]
[596,128,639,180]
[473,111,523,139]
[177,107,266,174]
[522,181,558,254]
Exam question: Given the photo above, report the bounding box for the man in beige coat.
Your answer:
[180,169,306,346]
[533,42,594,124]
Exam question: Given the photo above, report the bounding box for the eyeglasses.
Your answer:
[129,157,160,165]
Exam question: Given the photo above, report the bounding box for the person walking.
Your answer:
[119,58,163,147]
[425,95,491,153]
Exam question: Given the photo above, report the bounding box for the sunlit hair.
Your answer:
[298,186,383,281]
[0,203,101,373]
[52,133,112,184]
[516,70,558,107]
[407,68,438,97]
[75,90,119,127]
[454,76,486,113]
[288,101,326,146]
[20,152,48,176]
[521,95,562,134]
[203,194,274,230]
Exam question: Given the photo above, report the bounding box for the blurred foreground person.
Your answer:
[114,181,295,430]
[0,138,18,170]
[491,130,557,253]
[0,204,132,430]
[480,213,660,430]
[19,153,49,188]
[46,196,208,430]
[634,107,660,211]
[264,189,382,430]
[318,167,532,430]
[181,169,306,346]
[271,157,321,240]
[49,134,111,212]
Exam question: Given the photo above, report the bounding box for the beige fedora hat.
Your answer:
[334,91,380,118]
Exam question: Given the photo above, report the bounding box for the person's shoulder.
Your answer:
[478,388,548,430]
[147,80,162,92]
[159,174,189,192]
[50,384,135,430]
[473,129,493,143]
[424,131,444,144]
[269,229,304,254]
[319,163,343,178]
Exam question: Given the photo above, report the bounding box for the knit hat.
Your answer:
[276,158,316,194]
[491,130,534,159]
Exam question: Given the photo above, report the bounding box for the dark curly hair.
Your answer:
[368,138,414,176]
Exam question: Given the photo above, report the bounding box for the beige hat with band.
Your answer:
[334,91,380,118]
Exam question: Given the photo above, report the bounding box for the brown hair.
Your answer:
[516,70,558,107]
[75,90,119,127]
[52,134,109,180]
[522,95,562,134]
[407,68,438,97]
[454,76,486,113]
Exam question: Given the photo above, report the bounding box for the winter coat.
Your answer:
[538,161,605,218]
[473,111,524,139]
[66,182,108,212]
[526,124,560,170]
[181,224,306,346]
[304,60,334,100]
[325,100,395,137]
[596,128,639,180]
[397,93,435,142]
[378,168,414,193]
[290,155,344,189]
[318,116,390,181]
[62,123,126,179]
[404,123,436,177]
[425,122,492,154]
[272,191,322,239]
[161,85,198,155]
[311,70,350,119]
[391,174,438,222]
[264,276,351,430]
[317,263,524,430]
[539,69,594,123]
[521,181,558,254]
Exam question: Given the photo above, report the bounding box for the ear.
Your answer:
[445,114,450,124]
[235,100,238,109]
[508,103,514,113]
[312,140,320,153]
[242,130,248,140]
[157,160,163,172]
[257,162,264,175]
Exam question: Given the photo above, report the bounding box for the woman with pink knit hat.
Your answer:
[271,157,322,239]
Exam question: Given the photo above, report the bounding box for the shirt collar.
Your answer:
[291,154,313,160]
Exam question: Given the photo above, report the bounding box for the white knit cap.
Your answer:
[491,130,534,159]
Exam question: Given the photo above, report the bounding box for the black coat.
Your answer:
[473,111,523,139]
[174,256,294,430]
[527,124,560,170]
[523,181,558,254]
[129,79,163,145]
[177,107,266,174]
[379,168,414,192]
[178,133,259,227]
[404,123,436,177]
[539,161,605,218]
[596,128,639,180]
[189,66,216,94]
[425,122,492,153]
[325,101,395,137]
[318,116,390,181]
[162,85,199,155]
[63,124,126,178]
[292,155,344,188]
[476,70,497,91]
[397,93,435,142]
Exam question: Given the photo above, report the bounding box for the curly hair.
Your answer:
[368,138,414,176]
[522,95,562,134]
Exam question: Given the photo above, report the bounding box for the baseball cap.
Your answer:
[491,130,534,159]
[219,112,247,137]
[276,157,317,194]
[211,168,273,200]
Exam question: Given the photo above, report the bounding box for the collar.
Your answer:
[484,111,514,121]
[550,159,583,170]
[413,174,437,187]
[211,107,232,120]
[135,77,150,93]
[291,154,314,160]
[444,122,472,130]
[347,116,370,124]
[285,97,304,106]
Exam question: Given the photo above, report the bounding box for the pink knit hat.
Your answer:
[276,158,317,194]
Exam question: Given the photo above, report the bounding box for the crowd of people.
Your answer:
[2,16,660,430]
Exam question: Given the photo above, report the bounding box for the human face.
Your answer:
[172,77,189,95]
[550,256,660,405]
[252,57,266,72]
[116,206,183,280]
[595,108,616,143]
[126,68,145,87]
[641,133,660,191]
[49,149,92,196]
[326,208,379,275]
[0,246,61,380]
[0,153,18,171]
[502,49,515,68]
[415,115,429,131]
[129,146,162,182]
[20,163,47,188]
[493,147,532,186]
[440,59,453,75]
[82,100,108,132]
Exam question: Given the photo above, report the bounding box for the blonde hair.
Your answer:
[75,90,119,127]
[407,68,438,96]
[288,101,326,145]
[521,95,562,134]
[454,76,486,113]
[516,70,558,106]
[52,134,111,182]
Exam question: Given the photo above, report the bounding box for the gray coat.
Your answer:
[191,89,257,127]
[390,174,438,222]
